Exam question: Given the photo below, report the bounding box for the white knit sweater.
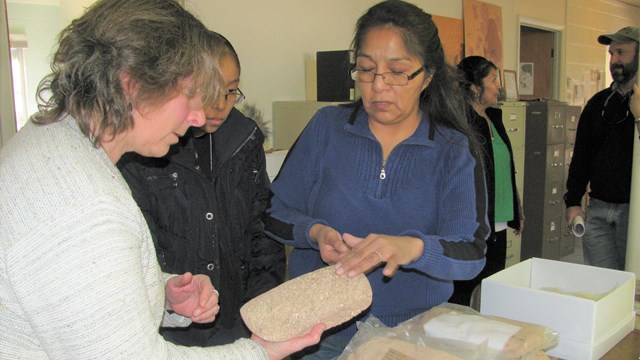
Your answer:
[0,116,268,359]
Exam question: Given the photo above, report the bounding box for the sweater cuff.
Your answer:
[218,339,269,359]
[398,230,432,270]
[161,311,192,328]
[293,219,329,250]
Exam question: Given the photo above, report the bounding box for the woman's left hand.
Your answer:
[165,272,220,323]
[518,218,525,235]
[335,233,424,278]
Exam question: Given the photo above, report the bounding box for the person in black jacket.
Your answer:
[449,56,524,306]
[118,32,285,347]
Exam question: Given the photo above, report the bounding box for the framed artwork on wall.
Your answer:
[503,70,518,101]
[432,15,464,66]
[519,62,534,95]
[463,0,504,76]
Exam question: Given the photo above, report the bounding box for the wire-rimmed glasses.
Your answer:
[225,88,245,104]
[350,66,425,86]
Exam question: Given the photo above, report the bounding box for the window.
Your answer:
[10,34,28,131]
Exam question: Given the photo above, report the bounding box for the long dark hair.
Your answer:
[349,0,475,147]
[458,55,498,106]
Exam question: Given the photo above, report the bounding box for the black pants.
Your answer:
[448,229,507,306]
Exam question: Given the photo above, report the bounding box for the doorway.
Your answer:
[518,19,563,101]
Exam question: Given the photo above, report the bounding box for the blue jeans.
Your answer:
[582,198,629,270]
[290,330,352,360]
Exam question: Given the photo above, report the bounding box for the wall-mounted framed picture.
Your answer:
[519,62,534,95]
[497,68,506,101]
[503,69,518,101]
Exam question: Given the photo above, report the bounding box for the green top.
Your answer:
[490,121,514,223]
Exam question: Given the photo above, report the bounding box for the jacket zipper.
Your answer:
[232,127,258,157]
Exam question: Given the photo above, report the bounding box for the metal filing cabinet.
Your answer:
[499,101,526,268]
[521,101,573,261]
[272,101,345,150]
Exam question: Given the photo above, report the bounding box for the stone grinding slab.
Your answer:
[240,265,373,341]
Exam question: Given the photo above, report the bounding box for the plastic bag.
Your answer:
[403,303,559,359]
[337,315,485,360]
[337,303,559,360]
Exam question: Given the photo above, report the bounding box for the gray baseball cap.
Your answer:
[597,26,640,45]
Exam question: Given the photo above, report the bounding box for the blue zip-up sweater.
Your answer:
[265,105,489,338]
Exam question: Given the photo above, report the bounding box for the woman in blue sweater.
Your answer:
[264,1,489,358]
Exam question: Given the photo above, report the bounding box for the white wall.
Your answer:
[187,0,510,147]
[3,0,640,148]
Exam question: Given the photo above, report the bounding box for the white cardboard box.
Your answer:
[480,258,636,360]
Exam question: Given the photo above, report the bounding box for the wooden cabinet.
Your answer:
[500,101,526,268]
[521,101,581,261]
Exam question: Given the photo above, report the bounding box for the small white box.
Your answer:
[480,258,636,360]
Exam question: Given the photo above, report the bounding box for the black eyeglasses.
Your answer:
[225,88,245,104]
[350,66,425,86]
[601,90,631,125]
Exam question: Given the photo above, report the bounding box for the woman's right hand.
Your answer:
[309,224,350,264]
[251,323,325,360]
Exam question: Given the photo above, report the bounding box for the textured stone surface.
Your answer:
[240,265,372,341]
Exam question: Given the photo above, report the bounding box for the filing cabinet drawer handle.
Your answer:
[552,125,564,129]
[547,200,561,205]
[550,162,563,167]
[548,236,559,243]
[508,128,519,132]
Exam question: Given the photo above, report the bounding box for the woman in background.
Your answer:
[450,55,524,307]
[0,0,321,358]
[119,32,285,347]
[264,1,489,358]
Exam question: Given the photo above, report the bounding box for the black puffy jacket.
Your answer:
[118,108,285,345]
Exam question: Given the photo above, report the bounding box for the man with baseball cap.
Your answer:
[564,26,640,270]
